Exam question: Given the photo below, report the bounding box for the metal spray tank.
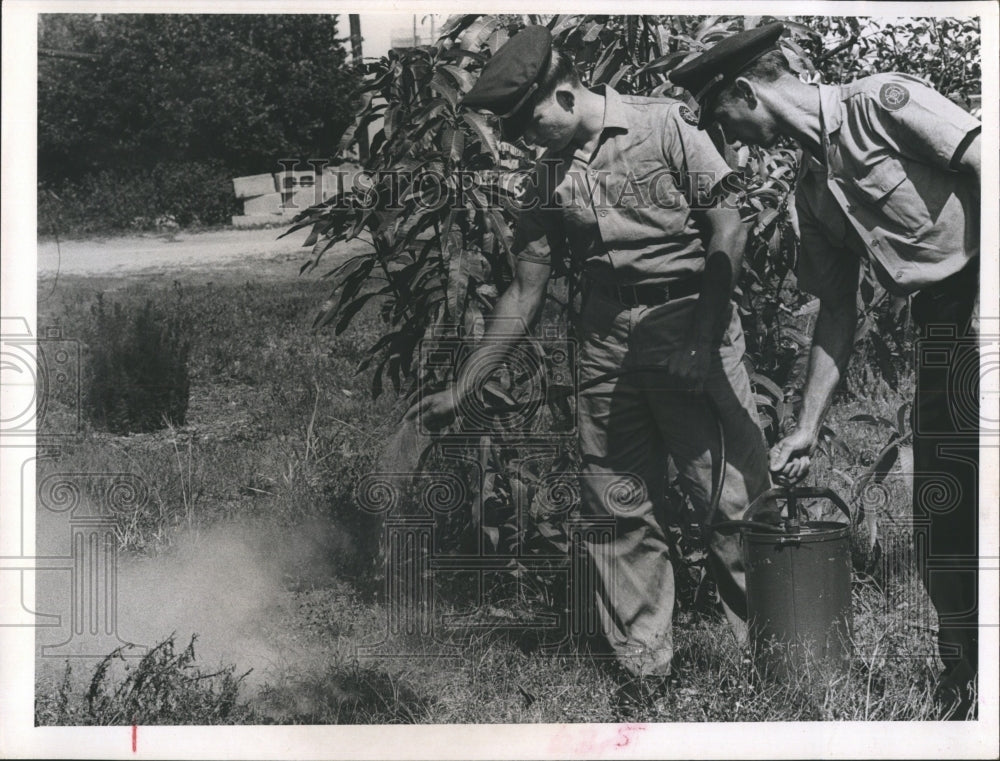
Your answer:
[714,484,853,679]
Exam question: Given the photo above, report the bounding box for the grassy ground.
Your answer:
[34,270,949,724]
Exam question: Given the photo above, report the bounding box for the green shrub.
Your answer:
[39,161,239,235]
[84,295,192,433]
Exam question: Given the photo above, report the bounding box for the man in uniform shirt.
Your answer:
[670,22,982,718]
[409,25,771,701]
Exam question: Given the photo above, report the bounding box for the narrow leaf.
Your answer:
[336,291,381,335]
[440,64,475,93]
[897,401,912,437]
[462,112,500,162]
[430,71,459,109]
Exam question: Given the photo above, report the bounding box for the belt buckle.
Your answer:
[616,284,638,308]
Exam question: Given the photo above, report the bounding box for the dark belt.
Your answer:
[585,274,702,308]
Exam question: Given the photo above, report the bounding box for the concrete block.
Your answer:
[274,168,319,192]
[231,214,286,229]
[279,187,326,212]
[275,164,364,191]
[232,173,277,199]
[242,192,285,216]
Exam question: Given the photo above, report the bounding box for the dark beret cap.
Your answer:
[461,25,552,140]
[669,22,785,128]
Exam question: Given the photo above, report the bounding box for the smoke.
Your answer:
[35,510,352,693]
[119,522,301,680]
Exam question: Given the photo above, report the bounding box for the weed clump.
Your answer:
[84,294,192,433]
[37,634,255,725]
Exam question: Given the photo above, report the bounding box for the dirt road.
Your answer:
[36,226,361,279]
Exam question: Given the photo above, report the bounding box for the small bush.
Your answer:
[84,295,192,433]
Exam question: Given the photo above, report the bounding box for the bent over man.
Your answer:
[671,22,982,719]
[410,25,771,703]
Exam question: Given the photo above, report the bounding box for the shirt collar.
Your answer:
[562,85,628,163]
[800,83,843,172]
[593,84,630,134]
[817,83,843,136]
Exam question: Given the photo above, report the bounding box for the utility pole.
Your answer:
[348,14,370,162]
[348,14,364,67]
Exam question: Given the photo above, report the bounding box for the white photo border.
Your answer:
[2,1,997,758]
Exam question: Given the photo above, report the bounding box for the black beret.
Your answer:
[461,25,552,141]
[669,22,785,128]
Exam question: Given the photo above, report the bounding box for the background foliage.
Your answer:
[38,14,359,232]
[38,160,239,235]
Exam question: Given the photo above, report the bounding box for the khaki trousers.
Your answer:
[576,289,771,676]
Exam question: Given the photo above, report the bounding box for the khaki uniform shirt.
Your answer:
[796,73,981,301]
[512,86,734,286]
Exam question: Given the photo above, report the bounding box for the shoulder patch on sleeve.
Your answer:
[678,105,698,125]
[878,82,910,111]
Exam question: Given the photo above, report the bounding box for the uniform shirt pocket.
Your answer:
[850,159,933,235]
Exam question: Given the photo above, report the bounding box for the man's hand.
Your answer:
[768,292,857,484]
[672,202,745,393]
[402,256,551,432]
[404,388,461,431]
[769,426,817,482]
[666,339,712,392]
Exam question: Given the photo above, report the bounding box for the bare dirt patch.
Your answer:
[37,227,365,281]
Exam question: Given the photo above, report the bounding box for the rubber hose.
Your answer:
[482,363,728,520]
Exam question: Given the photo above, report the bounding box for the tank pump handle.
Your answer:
[744,486,852,524]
